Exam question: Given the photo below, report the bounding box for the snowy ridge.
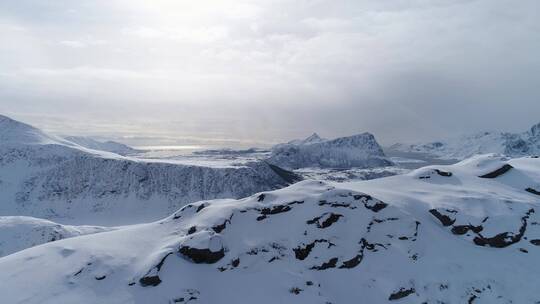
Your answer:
[1,154,539,303]
[268,132,393,169]
[64,136,140,156]
[390,122,540,159]
[0,115,300,224]
[0,114,73,146]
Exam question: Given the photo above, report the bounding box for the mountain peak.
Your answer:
[304,132,323,143]
[0,114,63,146]
[530,122,540,137]
[269,132,392,169]
[0,114,23,125]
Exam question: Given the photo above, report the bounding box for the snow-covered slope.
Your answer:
[268,133,394,169]
[0,115,300,224]
[2,154,539,303]
[390,122,540,159]
[0,216,112,257]
[0,115,74,146]
[64,136,140,156]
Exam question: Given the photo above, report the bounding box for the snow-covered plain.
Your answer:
[1,154,540,303]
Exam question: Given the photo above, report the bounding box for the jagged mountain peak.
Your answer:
[303,132,324,144]
[530,122,540,137]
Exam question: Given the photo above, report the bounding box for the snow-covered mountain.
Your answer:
[285,132,327,145]
[0,154,539,303]
[0,114,74,146]
[390,122,540,160]
[267,132,394,169]
[0,115,300,224]
[64,136,140,156]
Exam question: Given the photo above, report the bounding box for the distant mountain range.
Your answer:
[390,122,540,159]
[0,115,300,224]
[268,132,394,169]
[64,136,141,156]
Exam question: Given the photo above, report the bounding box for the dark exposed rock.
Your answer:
[530,239,540,246]
[429,209,457,226]
[179,246,225,264]
[366,217,399,233]
[473,209,534,248]
[435,169,452,177]
[256,201,304,221]
[339,254,362,269]
[294,243,315,260]
[155,252,172,271]
[293,239,333,260]
[212,220,229,233]
[451,224,483,235]
[232,258,240,267]
[478,164,513,178]
[196,203,207,213]
[261,204,291,215]
[388,287,415,301]
[73,268,83,276]
[353,194,388,212]
[139,252,173,287]
[306,213,343,229]
[187,226,197,235]
[139,275,161,287]
[318,200,356,209]
[95,275,106,280]
[358,238,387,258]
[525,188,540,196]
[257,194,266,202]
[289,287,303,295]
[310,257,338,270]
[413,221,420,238]
[256,205,291,221]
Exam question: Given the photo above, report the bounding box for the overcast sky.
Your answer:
[1,0,539,147]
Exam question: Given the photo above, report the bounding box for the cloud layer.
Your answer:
[1,0,539,146]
